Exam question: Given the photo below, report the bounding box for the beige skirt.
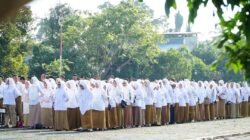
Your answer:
[145,105,154,125]
[29,104,42,127]
[41,108,53,128]
[67,107,81,130]
[54,111,69,130]
[81,110,93,129]
[92,110,106,129]
[109,107,118,128]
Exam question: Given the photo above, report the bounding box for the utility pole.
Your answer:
[58,13,63,76]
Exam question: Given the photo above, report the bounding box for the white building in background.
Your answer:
[159,32,199,50]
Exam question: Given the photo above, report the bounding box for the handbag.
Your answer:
[121,100,127,108]
[108,104,112,111]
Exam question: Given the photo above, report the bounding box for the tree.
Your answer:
[0,6,32,77]
[192,42,244,82]
[163,0,250,79]
[174,11,183,32]
[150,49,192,80]
[82,1,161,79]
[42,59,72,77]
[30,2,161,79]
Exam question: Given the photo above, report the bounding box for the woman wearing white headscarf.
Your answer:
[241,82,249,117]
[144,80,154,126]
[225,83,232,118]
[235,83,242,118]
[113,78,125,128]
[78,80,93,131]
[22,81,30,127]
[217,80,227,119]
[154,83,163,125]
[66,80,81,130]
[208,83,217,120]
[139,80,147,126]
[40,79,53,128]
[162,79,172,124]
[3,78,21,127]
[188,82,197,122]
[53,79,69,130]
[159,81,167,125]
[197,81,206,121]
[28,76,44,128]
[177,83,186,123]
[132,82,143,127]
[107,79,118,129]
[203,83,211,121]
[91,80,107,130]
[122,80,133,128]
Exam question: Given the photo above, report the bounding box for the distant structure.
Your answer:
[159,32,199,50]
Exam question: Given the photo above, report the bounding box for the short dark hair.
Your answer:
[20,76,25,81]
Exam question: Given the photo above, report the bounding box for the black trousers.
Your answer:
[169,105,176,124]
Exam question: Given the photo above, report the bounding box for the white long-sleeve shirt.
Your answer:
[132,88,143,107]
[40,88,53,108]
[67,88,79,108]
[217,86,227,100]
[0,83,5,99]
[78,89,93,115]
[54,87,69,111]
[241,87,250,102]
[92,88,107,111]
[3,86,20,105]
[28,84,44,105]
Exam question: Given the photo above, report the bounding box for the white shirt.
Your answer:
[54,87,69,111]
[198,87,206,104]
[0,83,5,99]
[154,89,163,108]
[67,88,79,108]
[16,82,25,97]
[144,85,154,105]
[22,87,29,114]
[78,88,93,115]
[178,89,186,107]
[241,87,250,102]
[28,84,44,105]
[3,86,20,105]
[92,88,107,111]
[40,88,53,108]
[132,88,143,107]
[217,86,227,100]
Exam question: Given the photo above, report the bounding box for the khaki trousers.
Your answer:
[156,108,162,125]
[204,104,210,121]
[218,99,226,118]
[241,102,248,117]
[4,105,16,126]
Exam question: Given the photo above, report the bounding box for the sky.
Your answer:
[27,0,221,41]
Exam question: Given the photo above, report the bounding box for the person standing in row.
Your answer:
[3,78,21,128]
[53,79,69,131]
[78,80,93,131]
[66,80,81,130]
[28,76,44,128]
[40,80,53,128]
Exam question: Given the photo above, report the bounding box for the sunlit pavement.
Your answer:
[1,117,250,140]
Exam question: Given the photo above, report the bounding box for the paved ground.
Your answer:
[1,118,250,140]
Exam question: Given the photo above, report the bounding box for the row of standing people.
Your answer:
[0,75,250,131]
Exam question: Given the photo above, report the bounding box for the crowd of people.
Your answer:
[0,74,250,131]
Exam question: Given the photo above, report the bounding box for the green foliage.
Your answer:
[164,0,250,79]
[29,2,161,79]
[150,49,192,80]
[42,59,72,77]
[0,6,32,77]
